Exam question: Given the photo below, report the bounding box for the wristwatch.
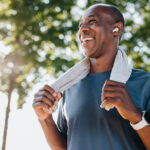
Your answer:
[130,111,150,130]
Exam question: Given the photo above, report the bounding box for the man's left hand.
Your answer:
[100,80,142,124]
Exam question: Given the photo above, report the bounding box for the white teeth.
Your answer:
[82,38,93,42]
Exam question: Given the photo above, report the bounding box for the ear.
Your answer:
[112,22,124,38]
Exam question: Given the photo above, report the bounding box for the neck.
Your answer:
[89,49,117,73]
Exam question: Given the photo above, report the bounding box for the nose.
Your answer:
[78,24,90,40]
[79,23,90,32]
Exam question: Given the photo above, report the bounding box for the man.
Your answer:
[33,4,150,150]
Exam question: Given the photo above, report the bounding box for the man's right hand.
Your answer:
[32,85,62,121]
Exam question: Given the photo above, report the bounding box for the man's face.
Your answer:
[78,7,114,58]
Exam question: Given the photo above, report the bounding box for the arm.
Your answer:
[33,85,67,150]
[136,125,150,150]
[39,116,67,150]
[100,80,150,150]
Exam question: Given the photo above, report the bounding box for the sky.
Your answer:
[0,92,48,150]
[0,85,59,150]
[0,42,59,150]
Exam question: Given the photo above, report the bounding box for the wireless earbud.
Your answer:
[112,27,119,32]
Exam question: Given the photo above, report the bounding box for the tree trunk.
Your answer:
[2,90,12,150]
[2,73,16,150]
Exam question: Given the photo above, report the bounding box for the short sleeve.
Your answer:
[146,94,150,112]
[144,78,150,111]
[57,91,67,138]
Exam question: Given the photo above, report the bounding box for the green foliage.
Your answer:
[0,0,150,108]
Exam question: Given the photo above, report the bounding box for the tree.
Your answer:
[0,0,80,149]
[0,0,150,150]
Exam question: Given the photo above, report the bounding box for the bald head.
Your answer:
[87,4,125,27]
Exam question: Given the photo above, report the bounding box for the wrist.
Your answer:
[39,114,53,122]
[130,111,149,130]
[127,107,142,124]
[129,110,142,124]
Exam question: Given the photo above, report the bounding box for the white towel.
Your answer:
[106,49,132,110]
[110,49,132,83]
[51,57,90,92]
[51,49,132,111]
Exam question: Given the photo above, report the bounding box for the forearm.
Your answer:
[39,115,67,150]
[129,111,150,150]
[136,125,150,150]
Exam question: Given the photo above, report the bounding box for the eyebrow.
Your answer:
[88,15,97,17]
[79,14,99,27]
[88,15,98,18]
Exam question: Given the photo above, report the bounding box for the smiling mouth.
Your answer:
[81,37,94,43]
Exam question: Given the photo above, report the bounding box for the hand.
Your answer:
[100,80,142,124]
[33,85,62,121]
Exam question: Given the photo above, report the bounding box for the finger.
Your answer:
[103,85,125,92]
[51,102,58,112]
[101,91,122,102]
[105,105,115,111]
[104,80,126,88]
[41,85,56,95]
[40,85,61,100]
[35,90,56,102]
[33,102,52,114]
[32,101,50,111]
[34,96,54,107]
[43,107,53,114]
[100,98,118,108]
[56,92,62,100]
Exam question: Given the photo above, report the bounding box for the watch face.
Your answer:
[144,110,150,124]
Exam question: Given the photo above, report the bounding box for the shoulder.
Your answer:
[129,69,150,81]
[128,69,150,109]
[128,69,150,95]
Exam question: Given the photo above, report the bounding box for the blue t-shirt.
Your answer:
[57,69,150,150]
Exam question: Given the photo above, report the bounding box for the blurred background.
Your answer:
[0,0,150,150]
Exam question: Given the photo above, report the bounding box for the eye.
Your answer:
[89,19,96,24]
[78,23,83,28]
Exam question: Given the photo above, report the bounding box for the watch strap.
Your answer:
[130,111,149,130]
